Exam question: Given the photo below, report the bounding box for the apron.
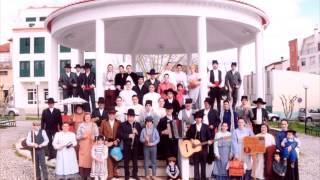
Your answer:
[79,127,94,168]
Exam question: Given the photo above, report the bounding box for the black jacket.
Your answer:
[58,72,77,90]
[115,73,127,90]
[199,108,221,129]
[132,84,148,105]
[81,72,96,86]
[144,79,160,91]
[41,108,62,132]
[165,99,181,118]
[252,107,269,124]
[186,123,212,149]
[75,72,84,88]
[126,72,138,85]
[118,121,142,148]
[91,108,108,127]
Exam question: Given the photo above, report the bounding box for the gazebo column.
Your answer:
[131,54,136,71]
[77,49,84,65]
[48,38,59,100]
[237,46,244,103]
[187,53,192,65]
[95,19,105,99]
[198,16,208,108]
[255,30,265,99]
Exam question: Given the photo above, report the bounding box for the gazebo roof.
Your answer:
[45,0,269,54]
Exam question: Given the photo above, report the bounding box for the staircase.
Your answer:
[117,160,167,178]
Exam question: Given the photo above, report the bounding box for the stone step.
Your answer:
[118,160,167,167]
[117,166,167,177]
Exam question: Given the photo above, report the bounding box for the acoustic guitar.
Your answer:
[179,136,231,158]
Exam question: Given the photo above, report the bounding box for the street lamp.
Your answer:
[303,84,309,133]
[35,81,40,120]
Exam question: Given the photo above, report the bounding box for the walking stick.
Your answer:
[32,130,37,180]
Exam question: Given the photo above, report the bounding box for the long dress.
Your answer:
[90,144,108,178]
[77,122,99,169]
[52,131,79,178]
[253,132,276,179]
[187,72,201,109]
[212,131,232,180]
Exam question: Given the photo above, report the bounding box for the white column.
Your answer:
[131,54,136,71]
[48,38,59,100]
[77,49,84,65]
[255,30,265,99]
[237,46,244,103]
[198,16,208,108]
[187,53,192,65]
[95,19,105,99]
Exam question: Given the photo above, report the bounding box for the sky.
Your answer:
[0,0,319,75]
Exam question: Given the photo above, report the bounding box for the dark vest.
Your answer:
[209,70,222,84]
[32,130,44,145]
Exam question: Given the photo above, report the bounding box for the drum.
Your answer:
[110,147,123,161]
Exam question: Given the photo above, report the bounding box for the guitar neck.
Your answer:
[194,136,231,147]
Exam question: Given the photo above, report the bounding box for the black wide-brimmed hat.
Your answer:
[164,88,177,96]
[231,62,237,66]
[185,98,193,104]
[193,110,204,118]
[253,98,266,105]
[212,60,219,64]
[98,97,105,104]
[124,108,138,116]
[64,63,71,68]
[107,106,117,114]
[74,64,81,68]
[164,103,174,109]
[83,63,92,69]
[147,68,159,75]
[241,96,248,101]
[286,129,296,135]
[46,98,57,104]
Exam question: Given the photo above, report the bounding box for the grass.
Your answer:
[25,116,41,121]
[269,120,320,136]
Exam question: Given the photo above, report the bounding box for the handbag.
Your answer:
[228,159,244,177]
[110,146,123,161]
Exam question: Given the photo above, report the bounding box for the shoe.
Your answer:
[145,176,151,180]
[133,176,140,180]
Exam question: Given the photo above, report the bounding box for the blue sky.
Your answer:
[299,0,320,25]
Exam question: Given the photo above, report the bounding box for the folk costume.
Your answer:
[81,63,96,112]
[224,62,242,110]
[144,69,161,91]
[91,97,108,127]
[73,64,84,98]
[208,60,223,112]
[103,70,117,109]
[252,98,269,134]
[59,63,77,114]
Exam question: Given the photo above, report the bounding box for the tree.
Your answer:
[279,95,298,120]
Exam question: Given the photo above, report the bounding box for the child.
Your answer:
[91,135,109,180]
[273,151,286,180]
[281,129,300,168]
[26,122,49,180]
[166,157,180,180]
[140,116,160,179]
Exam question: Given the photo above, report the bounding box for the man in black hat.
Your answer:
[225,62,242,110]
[73,64,84,98]
[157,103,179,160]
[177,98,195,137]
[252,98,269,134]
[81,63,96,112]
[132,76,148,105]
[91,97,108,127]
[118,109,142,180]
[186,110,213,180]
[144,68,160,91]
[208,60,223,112]
[58,63,77,114]
[40,98,62,160]
[164,88,181,117]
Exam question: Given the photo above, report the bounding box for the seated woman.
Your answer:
[52,122,79,179]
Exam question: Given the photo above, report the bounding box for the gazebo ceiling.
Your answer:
[54,16,258,54]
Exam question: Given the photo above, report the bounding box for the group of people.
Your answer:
[26,60,300,180]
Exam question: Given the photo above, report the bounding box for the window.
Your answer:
[44,89,48,100]
[85,59,96,73]
[310,56,316,65]
[318,42,320,51]
[0,71,8,75]
[26,17,36,22]
[20,61,30,77]
[34,60,45,77]
[34,37,45,53]
[27,89,37,104]
[28,23,35,27]
[60,59,71,75]
[39,17,46,21]
[60,45,71,53]
[20,38,30,54]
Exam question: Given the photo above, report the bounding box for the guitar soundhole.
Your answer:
[185,144,188,152]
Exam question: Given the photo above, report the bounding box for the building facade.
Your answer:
[298,28,320,75]
[0,42,13,105]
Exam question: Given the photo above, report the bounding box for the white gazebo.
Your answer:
[45,0,269,107]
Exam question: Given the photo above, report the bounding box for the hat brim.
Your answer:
[46,101,57,104]
[253,100,266,104]
[124,113,139,116]
[164,90,177,95]
[147,72,159,75]
[108,110,117,114]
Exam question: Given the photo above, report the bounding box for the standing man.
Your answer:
[177,98,195,137]
[100,107,121,179]
[186,111,213,180]
[157,74,176,99]
[126,65,138,86]
[225,62,242,110]
[103,64,117,109]
[164,89,181,118]
[145,69,160,91]
[208,60,223,113]
[115,65,127,96]
[175,64,188,88]
[119,81,137,107]
[132,76,148,105]
[73,64,84,98]
[252,98,268,134]
[159,62,177,86]
[119,109,142,180]
[59,63,76,114]
[41,98,62,160]
[81,63,96,112]
[91,97,108,127]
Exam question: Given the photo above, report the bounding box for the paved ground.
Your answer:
[0,120,319,180]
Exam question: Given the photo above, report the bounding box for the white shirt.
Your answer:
[26,130,49,147]
[175,71,188,88]
[203,109,210,125]
[115,105,126,122]
[143,92,161,108]
[207,69,224,87]
[196,123,202,132]
[119,89,137,107]
[109,119,115,129]
[66,72,70,77]
[104,71,116,90]
[256,108,262,125]
[178,109,192,120]
[99,109,104,116]
[160,70,177,85]
[126,74,135,86]
[213,69,219,82]
[49,108,54,113]
[129,104,144,122]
